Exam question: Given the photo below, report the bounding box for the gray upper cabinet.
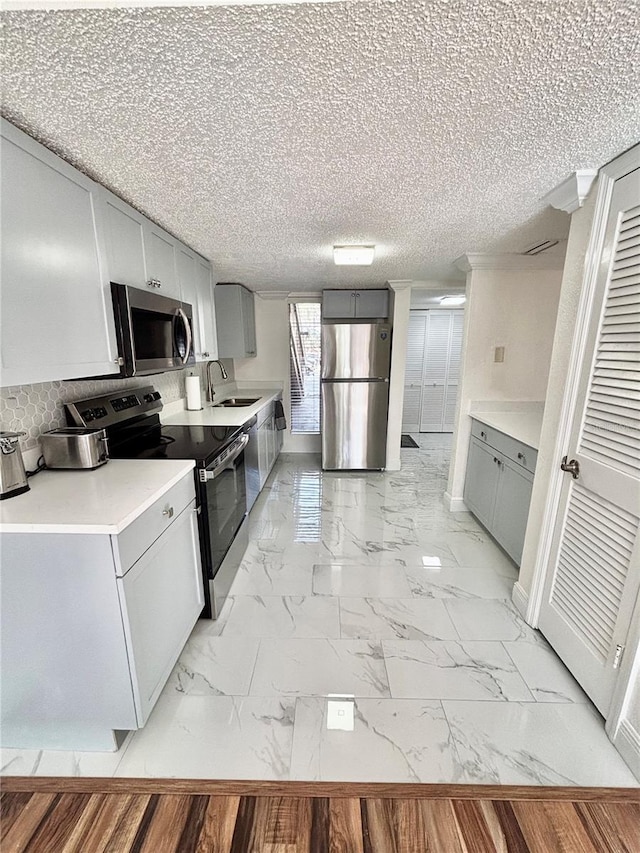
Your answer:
[176,245,200,353]
[215,284,257,358]
[177,247,219,362]
[0,120,119,386]
[195,259,218,361]
[144,222,180,298]
[0,119,218,387]
[101,190,147,288]
[322,289,389,319]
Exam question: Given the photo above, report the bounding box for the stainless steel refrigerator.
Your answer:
[321,322,392,470]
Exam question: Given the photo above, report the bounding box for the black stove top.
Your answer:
[64,384,247,468]
[110,421,245,467]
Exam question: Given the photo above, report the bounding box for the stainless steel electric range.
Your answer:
[66,386,255,618]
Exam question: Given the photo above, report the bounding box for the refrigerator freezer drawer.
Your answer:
[322,381,389,470]
[321,323,391,380]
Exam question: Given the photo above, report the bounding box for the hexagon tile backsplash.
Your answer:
[0,361,234,453]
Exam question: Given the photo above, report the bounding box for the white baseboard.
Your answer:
[444,492,467,512]
[512,581,529,619]
[612,719,640,782]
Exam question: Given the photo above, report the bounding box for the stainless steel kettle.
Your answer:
[0,431,30,500]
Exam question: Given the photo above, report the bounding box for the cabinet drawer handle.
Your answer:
[162,506,174,518]
[481,431,486,439]
[517,452,526,463]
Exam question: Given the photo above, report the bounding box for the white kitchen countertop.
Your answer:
[469,409,544,450]
[0,459,195,535]
[162,386,283,428]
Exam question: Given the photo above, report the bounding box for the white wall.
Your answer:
[446,263,563,507]
[234,294,321,453]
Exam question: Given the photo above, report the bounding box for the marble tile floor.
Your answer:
[2,435,637,786]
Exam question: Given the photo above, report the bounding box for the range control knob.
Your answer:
[82,409,95,422]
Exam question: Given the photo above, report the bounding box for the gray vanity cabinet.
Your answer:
[464,419,536,565]
[491,457,534,565]
[463,437,500,529]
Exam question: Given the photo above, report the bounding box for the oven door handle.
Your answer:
[176,308,192,366]
[200,433,249,481]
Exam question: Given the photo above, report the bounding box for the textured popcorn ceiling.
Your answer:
[2,1,639,290]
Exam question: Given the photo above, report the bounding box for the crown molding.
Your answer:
[454,253,565,272]
[601,142,640,181]
[543,169,598,214]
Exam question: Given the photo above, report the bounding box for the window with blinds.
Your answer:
[289,301,322,433]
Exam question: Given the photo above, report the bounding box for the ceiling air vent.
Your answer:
[521,239,560,256]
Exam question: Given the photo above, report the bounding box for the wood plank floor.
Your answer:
[1,780,639,852]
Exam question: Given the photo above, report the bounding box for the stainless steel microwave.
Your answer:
[111,282,195,377]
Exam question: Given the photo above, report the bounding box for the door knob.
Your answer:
[560,456,580,479]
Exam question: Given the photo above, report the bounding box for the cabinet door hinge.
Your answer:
[613,644,625,670]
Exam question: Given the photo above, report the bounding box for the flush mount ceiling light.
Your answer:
[440,295,466,306]
[333,245,375,266]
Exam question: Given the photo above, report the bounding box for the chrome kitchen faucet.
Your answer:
[206,359,228,402]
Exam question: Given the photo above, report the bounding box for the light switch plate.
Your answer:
[494,346,505,363]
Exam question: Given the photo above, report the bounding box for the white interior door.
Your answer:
[402,312,428,432]
[420,312,451,431]
[443,312,465,431]
[538,166,640,717]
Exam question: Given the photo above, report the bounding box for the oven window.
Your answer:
[131,308,174,360]
[205,455,247,575]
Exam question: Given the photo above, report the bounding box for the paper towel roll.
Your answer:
[185,375,202,411]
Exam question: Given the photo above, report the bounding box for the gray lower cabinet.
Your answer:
[246,398,283,510]
[463,420,536,565]
[492,457,534,565]
[463,437,500,530]
[0,472,203,751]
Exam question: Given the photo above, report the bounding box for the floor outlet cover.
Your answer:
[327,696,355,731]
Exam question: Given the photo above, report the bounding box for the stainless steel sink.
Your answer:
[214,397,260,408]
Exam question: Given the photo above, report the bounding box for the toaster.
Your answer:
[41,427,109,470]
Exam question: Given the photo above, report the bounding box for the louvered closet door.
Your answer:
[420,312,451,431]
[402,312,428,432]
[538,167,640,717]
[443,312,464,431]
